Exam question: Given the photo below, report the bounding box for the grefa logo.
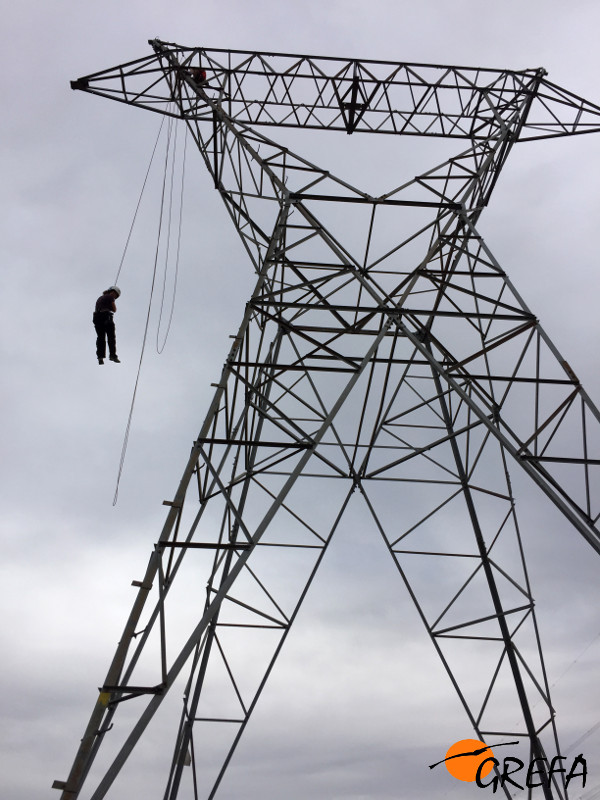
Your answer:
[429,739,587,792]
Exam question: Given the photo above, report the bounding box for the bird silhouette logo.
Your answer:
[429,739,518,782]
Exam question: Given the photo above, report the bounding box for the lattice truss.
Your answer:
[58,41,600,800]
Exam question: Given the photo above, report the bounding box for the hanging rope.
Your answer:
[113,116,166,286]
[507,626,600,743]
[113,115,176,505]
[551,628,600,697]
[156,124,188,353]
[565,718,600,755]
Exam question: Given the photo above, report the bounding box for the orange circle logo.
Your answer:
[444,739,495,782]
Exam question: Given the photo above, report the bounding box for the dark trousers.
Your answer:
[93,311,117,359]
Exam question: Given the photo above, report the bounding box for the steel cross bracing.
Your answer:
[70,41,600,140]
[57,40,600,800]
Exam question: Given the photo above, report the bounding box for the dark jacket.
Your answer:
[95,293,117,314]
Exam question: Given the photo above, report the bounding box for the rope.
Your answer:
[113,115,175,505]
[156,124,188,353]
[113,116,166,286]
[581,783,600,800]
[551,628,600,698]
[506,626,600,754]
[566,718,600,755]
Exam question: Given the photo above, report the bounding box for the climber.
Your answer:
[93,286,121,365]
[190,66,207,86]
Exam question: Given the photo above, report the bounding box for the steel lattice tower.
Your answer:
[57,41,600,799]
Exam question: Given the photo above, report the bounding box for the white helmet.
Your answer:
[107,286,121,297]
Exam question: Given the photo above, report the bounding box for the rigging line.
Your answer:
[113,115,175,506]
[551,628,600,689]
[565,719,600,756]
[155,119,178,350]
[508,628,600,730]
[581,784,600,800]
[156,124,188,353]
[114,115,166,285]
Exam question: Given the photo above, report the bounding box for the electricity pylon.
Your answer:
[57,41,600,799]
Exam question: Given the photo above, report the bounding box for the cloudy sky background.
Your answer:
[3,1,600,798]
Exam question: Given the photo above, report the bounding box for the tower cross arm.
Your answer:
[518,76,600,140]
[70,40,600,141]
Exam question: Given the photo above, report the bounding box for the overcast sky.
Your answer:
[3,1,600,799]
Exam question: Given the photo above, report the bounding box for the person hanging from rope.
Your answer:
[93,286,121,364]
